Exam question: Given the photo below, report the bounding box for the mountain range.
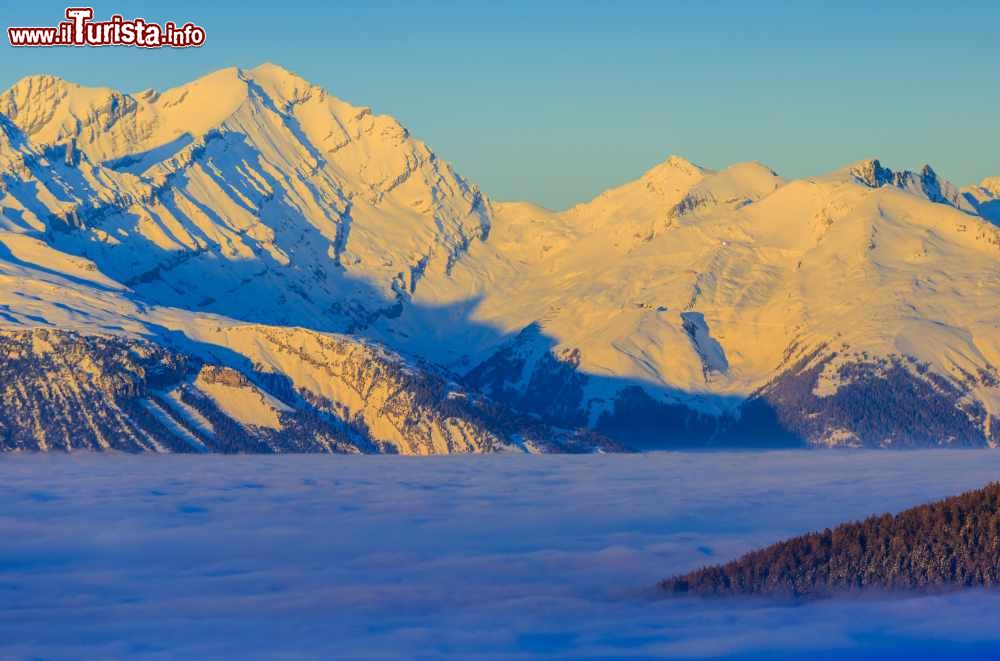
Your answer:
[1,63,997,453]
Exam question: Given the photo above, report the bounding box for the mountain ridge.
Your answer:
[0,64,998,452]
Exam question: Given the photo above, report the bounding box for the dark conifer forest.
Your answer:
[662,482,1000,597]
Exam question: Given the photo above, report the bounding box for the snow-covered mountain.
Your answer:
[470,157,1000,447]
[963,176,1000,224]
[0,65,496,332]
[0,64,997,451]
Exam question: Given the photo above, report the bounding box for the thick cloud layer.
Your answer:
[3,451,1000,659]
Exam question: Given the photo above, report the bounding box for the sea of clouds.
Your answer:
[4,450,1000,659]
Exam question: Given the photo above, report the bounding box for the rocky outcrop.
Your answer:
[847,158,973,211]
[0,329,191,452]
[0,328,619,455]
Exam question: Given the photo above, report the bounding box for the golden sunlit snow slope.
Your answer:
[459,157,1000,439]
[0,64,998,448]
[0,64,492,331]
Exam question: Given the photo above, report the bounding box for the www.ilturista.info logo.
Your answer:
[8,7,206,48]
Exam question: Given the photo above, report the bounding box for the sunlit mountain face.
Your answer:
[1,64,998,453]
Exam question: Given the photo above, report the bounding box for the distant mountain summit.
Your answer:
[837,158,975,211]
[0,64,998,452]
[963,176,1000,223]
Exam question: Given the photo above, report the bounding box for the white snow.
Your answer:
[141,396,209,452]
[193,368,290,431]
[159,388,216,438]
[0,65,997,439]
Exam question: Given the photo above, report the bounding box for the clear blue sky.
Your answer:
[3,1,998,210]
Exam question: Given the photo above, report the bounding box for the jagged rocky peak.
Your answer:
[0,64,459,198]
[838,158,971,211]
[0,74,137,146]
[0,66,249,163]
[0,64,492,331]
[844,158,943,192]
[846,158,895,188]
[1,64,998,454]
[1,73,74,110]
[895,163,954,203]
[0,63,408,167]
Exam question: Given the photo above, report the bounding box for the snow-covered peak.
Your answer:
[243,62,316,104]
[828,158,975,214]
[976,177,1000,196]
[666,161,783,220]
[0,65,373,167]
[839,158,894,187]
[0,65,492,334]
[892,164,957,205]
[0,74,133,148]
[962,176,1000,224]
[835,158,939,192]
[0,66,262,164]
[4,73,81,103]
[247,61,301,81]
[643,154,706,180]
[0,66,998,450]
[561,154,707,230]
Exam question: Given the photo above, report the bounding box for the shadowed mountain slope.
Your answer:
[0,64,998,451]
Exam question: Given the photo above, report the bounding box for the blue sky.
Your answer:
[3,1,998,209]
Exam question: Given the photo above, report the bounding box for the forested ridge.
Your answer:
[662,482,1000,597]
